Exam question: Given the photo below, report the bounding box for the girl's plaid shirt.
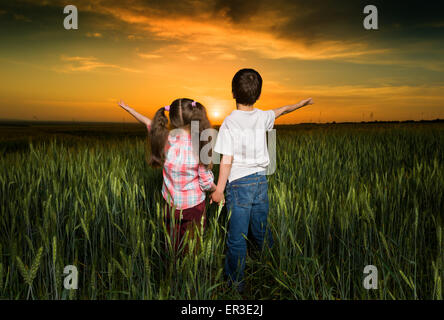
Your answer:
[161,129,214,210]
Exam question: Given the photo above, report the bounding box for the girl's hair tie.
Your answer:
[164,105,170,111]
[191,101,197,107]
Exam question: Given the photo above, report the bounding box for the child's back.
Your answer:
[119,98,216,253]
[163,128,213,210]
[211,68,313,292]
[216,108,275,182]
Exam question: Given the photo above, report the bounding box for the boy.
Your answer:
[211,68,313,291]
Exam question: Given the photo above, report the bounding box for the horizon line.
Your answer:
[1,118,443,126]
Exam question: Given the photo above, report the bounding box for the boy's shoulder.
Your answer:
[219,111,236,127]
[224,108,267,118]
[220,108,273,128]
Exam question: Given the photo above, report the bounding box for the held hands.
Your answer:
[210,189,225,205]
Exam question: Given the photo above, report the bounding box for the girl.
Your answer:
[118,98,216,252]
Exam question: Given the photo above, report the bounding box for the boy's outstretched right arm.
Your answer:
[118,100,152,131]
[211,155,233,204]
[273,98,314,119]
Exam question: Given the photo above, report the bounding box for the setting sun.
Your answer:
[0,1,442,124]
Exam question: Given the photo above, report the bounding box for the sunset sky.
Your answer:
[0,0,443,124]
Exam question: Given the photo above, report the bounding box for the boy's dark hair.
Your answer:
[232,68,262,106]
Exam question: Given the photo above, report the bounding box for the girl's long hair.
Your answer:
[148,98,212,168]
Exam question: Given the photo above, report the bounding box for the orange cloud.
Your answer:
[86,32,103,38]
[55,55,140,73]
[106,7,386,61]
[138,53,162,59]
[3,0,443,123]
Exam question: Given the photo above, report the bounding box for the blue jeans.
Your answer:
[224,171,274,286]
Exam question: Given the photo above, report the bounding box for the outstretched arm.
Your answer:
[118,100,152,130]
[273,98,314,119]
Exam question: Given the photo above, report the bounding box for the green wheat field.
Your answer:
[0,121,442,300]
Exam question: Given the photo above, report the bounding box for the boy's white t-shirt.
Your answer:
[214,108,275,182]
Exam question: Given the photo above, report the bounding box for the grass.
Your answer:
[0,122,442,299]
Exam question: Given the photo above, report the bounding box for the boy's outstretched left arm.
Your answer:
[273,98,314,119]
